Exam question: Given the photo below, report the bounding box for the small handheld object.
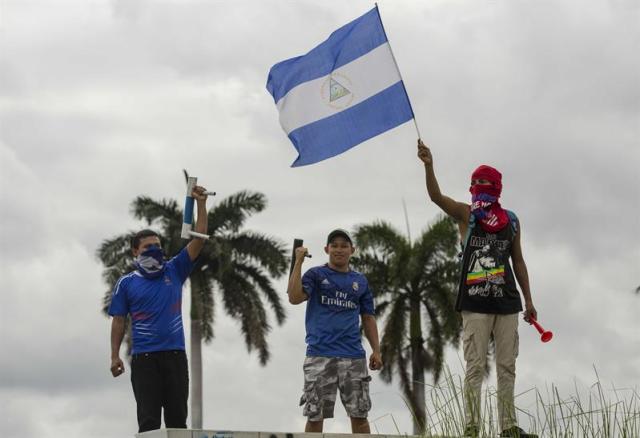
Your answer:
[289,238,312,275]
[181,176,213,240]
[529,316,553,343]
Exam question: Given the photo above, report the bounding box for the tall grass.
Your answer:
[397,367,640,437]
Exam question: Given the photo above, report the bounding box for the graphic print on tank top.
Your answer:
[464,234,510,298]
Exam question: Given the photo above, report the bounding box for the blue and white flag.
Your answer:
[266,6,415,167]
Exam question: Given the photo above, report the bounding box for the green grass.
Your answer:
[373,367,640,437]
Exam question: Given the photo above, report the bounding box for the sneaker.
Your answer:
[463,424,479,437]
[500,426,538,438]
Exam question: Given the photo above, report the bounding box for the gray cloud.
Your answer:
[1,0,638,437]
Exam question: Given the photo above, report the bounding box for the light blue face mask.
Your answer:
[134,245,166,279]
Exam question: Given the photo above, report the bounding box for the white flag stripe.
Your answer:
[276,42,401,134]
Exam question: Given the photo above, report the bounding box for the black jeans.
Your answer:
[130,350,189,433]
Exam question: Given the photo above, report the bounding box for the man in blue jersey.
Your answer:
[108,185,209,433]
[287,229,383,434]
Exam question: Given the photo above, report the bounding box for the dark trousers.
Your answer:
[130,350,189,433]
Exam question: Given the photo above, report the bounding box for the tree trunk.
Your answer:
[190,284,203,429]
[409,294,426,434]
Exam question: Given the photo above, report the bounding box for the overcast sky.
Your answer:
[1,0,639,437]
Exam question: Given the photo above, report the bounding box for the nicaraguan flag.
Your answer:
[266,6,415,167]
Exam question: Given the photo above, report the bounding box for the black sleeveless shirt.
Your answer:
[456,214,523,314]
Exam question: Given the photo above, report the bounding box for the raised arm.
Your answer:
[417,139,469,223]
[511,223,537,322]
[186,185,209,261]
[287,246,309,305]
[110,316,126,377]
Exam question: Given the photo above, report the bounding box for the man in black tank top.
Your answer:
[418,140,538,438]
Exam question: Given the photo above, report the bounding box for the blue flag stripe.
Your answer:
[266,7,386,104]
[288,81,414,167]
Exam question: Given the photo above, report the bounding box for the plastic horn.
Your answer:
[529,316,553,343]
[181,176,210,240]
[289,238,312,275]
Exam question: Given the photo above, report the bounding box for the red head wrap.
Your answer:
[469,165,509,233]
[470,165,503,198]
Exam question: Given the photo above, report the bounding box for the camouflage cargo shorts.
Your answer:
[299,356,372,421]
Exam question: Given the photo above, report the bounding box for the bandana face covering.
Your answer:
[469,165,509,233]
[134,245,166,279]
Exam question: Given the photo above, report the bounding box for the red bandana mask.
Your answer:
[469,165,509,233]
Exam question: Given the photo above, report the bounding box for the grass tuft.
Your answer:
[377,367,640,438]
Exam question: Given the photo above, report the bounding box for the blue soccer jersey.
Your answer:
[302,264,375,358]
[108,248,194,354]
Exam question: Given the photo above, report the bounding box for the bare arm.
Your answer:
[362,314,382,370]
[511,224,537,322]
[110,316,126,377]
[287,246,309,305]
[186,185,208,261]
[417,139,469,223]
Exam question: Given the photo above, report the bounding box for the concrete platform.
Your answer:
[136,430,412,438]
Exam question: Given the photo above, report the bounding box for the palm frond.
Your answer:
[131,197,181,229]
[217,268,271,364]
[226,231,288,277]
[354,221,410,258]
[351,253,393,298]
[208,191,266,234]
[414,215,459,271]
[96,233,134,267]
[423,299,445,383]
[380,294,408,383]
[395,344,414,406]
[190,271,216,342]
[355,221,415,289]
[372,300,392,319]
[232,262,286,325]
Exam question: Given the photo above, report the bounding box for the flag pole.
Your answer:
[375,3,422,140]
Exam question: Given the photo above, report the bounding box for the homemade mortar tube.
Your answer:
[289,238,312,276]
[181,176,211,240]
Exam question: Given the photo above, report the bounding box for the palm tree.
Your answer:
[351,215,461,435]
[98,188,288,428]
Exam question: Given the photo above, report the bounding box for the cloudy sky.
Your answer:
[1,0,639,437]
